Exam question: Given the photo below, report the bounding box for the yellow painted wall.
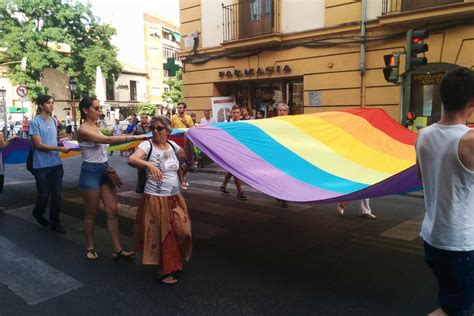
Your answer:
[180,0,474,122]
[325,1,361,27]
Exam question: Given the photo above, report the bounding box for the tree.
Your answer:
[137,102,156,116]
[0,0,121,101]
[162,69,183,105]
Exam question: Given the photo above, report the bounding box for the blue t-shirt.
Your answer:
[29,115,62,169]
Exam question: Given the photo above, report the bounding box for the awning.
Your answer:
[173,32,181,42]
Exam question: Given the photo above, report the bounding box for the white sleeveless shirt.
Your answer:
[416,123,474,251]
[78,127,109,163]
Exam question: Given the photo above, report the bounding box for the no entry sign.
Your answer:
[16,85,28,97]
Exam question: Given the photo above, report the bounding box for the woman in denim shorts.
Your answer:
[77,97,147,260]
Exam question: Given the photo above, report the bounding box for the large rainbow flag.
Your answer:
[187,108,421,203]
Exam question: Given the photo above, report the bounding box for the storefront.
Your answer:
[216,77,303,118]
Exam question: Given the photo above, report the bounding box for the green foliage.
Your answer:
[137,102,156,116]
[0,0,121,101]
[162,69,183,105]
[101,128,112,136]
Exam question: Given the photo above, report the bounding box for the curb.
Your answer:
[193,168,227,175]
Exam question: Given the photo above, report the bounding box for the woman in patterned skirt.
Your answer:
[128,116,192,285]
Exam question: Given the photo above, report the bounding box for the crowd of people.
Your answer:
[0,68,473,313]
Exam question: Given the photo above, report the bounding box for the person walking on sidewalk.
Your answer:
[128,116,193,284]
[77,97,147,260]
[336,199,376,219]
[416,67,474,316]
[29,95,70,233]
[219,104,247,200]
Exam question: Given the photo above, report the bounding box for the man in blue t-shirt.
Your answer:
[29,95,70,234]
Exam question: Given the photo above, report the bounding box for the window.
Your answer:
[149,26,160,38]
[163,47,177,60]
[130,80,137,101]
[152,87,161,96]
[149,48,160,57]
[151,68,160,77]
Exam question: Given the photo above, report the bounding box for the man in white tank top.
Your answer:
[416,67,474,316]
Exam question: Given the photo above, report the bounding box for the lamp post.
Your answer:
[69,77,78,134]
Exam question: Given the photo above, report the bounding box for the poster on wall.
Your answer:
[211,96,235,122]
[308,91,321,106]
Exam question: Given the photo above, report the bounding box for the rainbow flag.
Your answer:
[187,109,421,203]
[2,129,187,164]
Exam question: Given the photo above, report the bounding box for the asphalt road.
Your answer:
[0,154,450,315]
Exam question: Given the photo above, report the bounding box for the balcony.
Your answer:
[382,0,463,15]
[222,0,281,49]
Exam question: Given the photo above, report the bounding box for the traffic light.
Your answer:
[406,29,429,71]
[383,53,400,83]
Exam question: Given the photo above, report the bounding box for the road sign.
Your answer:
[16,85,28,97]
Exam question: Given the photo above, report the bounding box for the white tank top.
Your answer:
[416,123,474,251]
[78,127,109,163]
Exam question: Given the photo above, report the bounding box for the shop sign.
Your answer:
[116,84,129,90]
[218,65,291,79]
[413,73,444,85]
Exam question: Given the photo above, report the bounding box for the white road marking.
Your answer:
[379,214,424,241]
[0,235,83,305]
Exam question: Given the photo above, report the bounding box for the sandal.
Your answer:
[219,185,229,194]
[112,249,135,260]
[157,273,178,285]
[86,249,99,260]
[236,192,247,201]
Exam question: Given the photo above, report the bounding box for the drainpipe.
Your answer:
[360,0,367,108]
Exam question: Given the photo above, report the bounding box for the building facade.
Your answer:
[144,13,181,105]
[179,0,474,124]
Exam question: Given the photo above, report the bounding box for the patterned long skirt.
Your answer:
[133,193,192,274]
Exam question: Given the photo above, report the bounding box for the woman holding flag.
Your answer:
[77,97,147,260]
[128,116,193,285]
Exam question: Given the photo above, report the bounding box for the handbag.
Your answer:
[105,167,123,187]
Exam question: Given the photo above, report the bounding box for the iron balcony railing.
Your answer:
[222,0,279,43]
[382,0,463,14]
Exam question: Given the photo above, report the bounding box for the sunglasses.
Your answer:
[92,106,101,111]
[149,125,167,132]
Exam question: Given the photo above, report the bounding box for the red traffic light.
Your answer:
[384,54,395,67]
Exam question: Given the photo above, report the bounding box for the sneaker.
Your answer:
[360,213,376,220]
[336,202,345,216]
[51,224,66,234]
[33,215,50,227]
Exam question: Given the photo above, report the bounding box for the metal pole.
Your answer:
[72,98,77,134]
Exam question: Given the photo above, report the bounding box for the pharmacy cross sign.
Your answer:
[16,85,28,97]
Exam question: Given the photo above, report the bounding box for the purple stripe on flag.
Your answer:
[187,126,341,202]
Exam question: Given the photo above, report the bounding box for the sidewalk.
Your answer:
[194,163,424,199]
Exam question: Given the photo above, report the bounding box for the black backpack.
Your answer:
[135,140,176,193]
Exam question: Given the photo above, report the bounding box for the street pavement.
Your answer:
[0,154,452,315]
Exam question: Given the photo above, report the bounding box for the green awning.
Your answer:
[173,32,181,42]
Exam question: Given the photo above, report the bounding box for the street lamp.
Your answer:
[69,77,78,134]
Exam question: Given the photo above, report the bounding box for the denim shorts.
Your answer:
[424,241,474,316]
[78,162,109,190]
